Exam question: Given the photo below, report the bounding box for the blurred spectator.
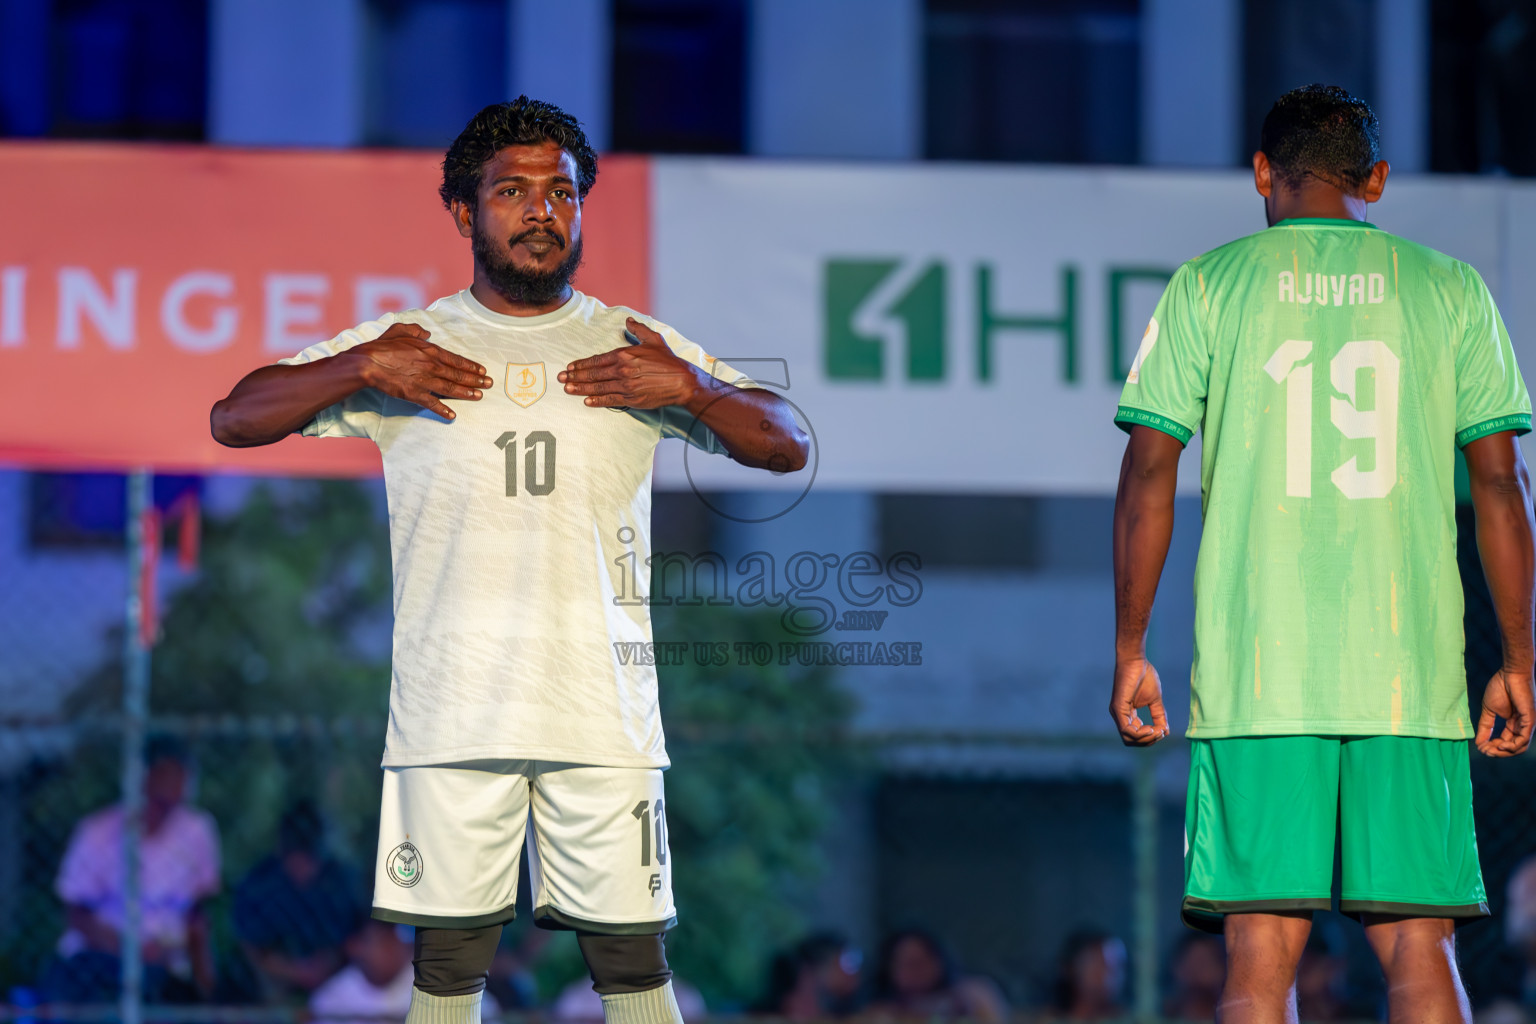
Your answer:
[43,736,219,1003]
[307,918,414,1024]
[1295,917,1374,1022]
[308,917,501,1024]
[233,799,364,1002]
[1475,856,1536,1024]
[1162,933,1224,1022]
[1050,929,1127,1021]
[550,973,705,1022]
[868,928,1008,1022]
[1509,856,1536,1008]
[1479,1004,1530,1024]
[758,930,865,1019]
[486,920,553,1011]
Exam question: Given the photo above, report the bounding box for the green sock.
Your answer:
[600,981,685,1024]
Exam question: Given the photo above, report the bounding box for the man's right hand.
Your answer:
[347,323,492,421]
[1476,669,1535,757]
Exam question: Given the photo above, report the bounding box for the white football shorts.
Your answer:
[371,760,676,933]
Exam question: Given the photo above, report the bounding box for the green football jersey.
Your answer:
[1117,218,1531,739]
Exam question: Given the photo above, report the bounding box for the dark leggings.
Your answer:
[413,926,671,997]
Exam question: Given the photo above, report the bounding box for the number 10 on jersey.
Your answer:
[494,431,557,496]
[1263,339,1400,500]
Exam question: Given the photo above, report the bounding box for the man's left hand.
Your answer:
[1476,669,1535,757]
[559,318,706,410]
[1110,656,1170,747]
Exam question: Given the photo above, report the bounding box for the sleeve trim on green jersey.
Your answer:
[1114,406,1194,445]
[1456,413,1532,448]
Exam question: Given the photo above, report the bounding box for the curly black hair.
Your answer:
[1260,84,1381,195]
[439,96,599,210]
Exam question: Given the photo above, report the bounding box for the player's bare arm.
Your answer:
[210,323,492,447]
[1465,431,1536,757]
[1110,425,1181,746]
[558,318,810,472]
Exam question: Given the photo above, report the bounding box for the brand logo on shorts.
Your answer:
[648,873,662,896]
[387,842,424,887]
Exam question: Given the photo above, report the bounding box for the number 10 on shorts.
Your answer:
[633,799,668,867]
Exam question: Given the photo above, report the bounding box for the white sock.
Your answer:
[404,986,483,1024]
[601,980,685,1024]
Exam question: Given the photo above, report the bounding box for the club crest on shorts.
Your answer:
[387,841,424,887]
[506,363,546,408]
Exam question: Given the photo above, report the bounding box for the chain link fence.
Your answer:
[0,473,1530,1022]
[0,714,1198,1023]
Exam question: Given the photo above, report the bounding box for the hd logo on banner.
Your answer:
[822,258,1176,386]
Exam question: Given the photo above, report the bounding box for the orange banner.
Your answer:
[0,143,650,475]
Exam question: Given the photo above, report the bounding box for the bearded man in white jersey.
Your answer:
[210,97,809,1024]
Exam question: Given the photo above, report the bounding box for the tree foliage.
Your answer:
[69,480,393,718]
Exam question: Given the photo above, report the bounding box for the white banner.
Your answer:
[647,159,1534,495]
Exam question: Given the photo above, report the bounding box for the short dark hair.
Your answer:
[145,734,191,767]
[1260,84,1380,194]
[439,96,599,210]
[278,799,325,856]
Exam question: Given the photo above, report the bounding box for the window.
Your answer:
[611,0,746,154]
[925,0,1140,164]
[879,494,1116,573]
[1241,0,1374,163]
[879,494,1041,570]
[1428,0,1536,175]
[651,490,718,556]
[29,472,200,549]
[362,0,508,148]
[48,0,208,140]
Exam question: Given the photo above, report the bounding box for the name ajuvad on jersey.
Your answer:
[1278,269,1387,306]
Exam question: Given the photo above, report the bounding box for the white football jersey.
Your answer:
[280,288,752,768]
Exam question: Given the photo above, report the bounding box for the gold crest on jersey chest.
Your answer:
[505,362,546,408]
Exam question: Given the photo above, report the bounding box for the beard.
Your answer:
[472,223,585,306]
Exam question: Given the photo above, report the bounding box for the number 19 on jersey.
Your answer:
[1263,339,1400,500]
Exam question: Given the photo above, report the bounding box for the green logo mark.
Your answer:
[824,260,946,382]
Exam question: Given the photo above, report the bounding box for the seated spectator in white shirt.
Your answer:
[44,736,221,1004]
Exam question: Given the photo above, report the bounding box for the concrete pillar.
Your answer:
[1374,0,1428,172]
[748,0,922,160]
[509,0,611,152]
[1141,0,1242,166]
[208,0,365,146]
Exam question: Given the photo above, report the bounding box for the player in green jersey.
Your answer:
[1111,84,1536,1024]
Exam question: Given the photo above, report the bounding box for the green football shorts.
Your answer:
[1182,735,1489,933]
